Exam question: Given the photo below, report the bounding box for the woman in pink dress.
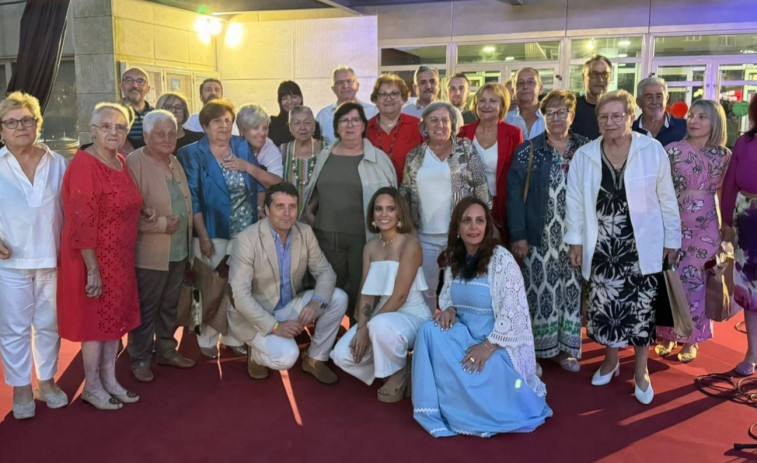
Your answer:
[655,100,731,362]
[58,103,146,410]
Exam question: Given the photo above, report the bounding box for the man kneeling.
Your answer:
[228,182,347,383]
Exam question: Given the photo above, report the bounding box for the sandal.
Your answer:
[677,344,698,363]
[654,341,677,357]
[378,366,409,403]
[81,390,122,410]
[734,361,756,377]
[552,355,580,373]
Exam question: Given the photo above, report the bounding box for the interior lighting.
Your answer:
[225,23,243,47]
[618,39,631,46]
[618,53,628,58]
[505,56,515,61]
[483,46,496,53]
[586,40,595,50]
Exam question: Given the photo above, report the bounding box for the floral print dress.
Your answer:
[657,141,731,343]
[587,152,658,347]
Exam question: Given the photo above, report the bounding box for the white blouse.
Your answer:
[417,148,452,234]
[0,144,67,269]
[473,137,498,196]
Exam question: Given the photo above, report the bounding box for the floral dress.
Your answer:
[657,141,731,343]
[587,153,658,347]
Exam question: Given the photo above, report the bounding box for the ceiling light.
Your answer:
[618,40,631,46]
[505,56,515,61]
[483,46,496,53]
[618,53,628,58]
[586,40,595,50]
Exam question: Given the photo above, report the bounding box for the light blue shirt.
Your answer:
[505,107,546,140]
[270,226,327,313]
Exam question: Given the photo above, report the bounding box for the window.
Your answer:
[39,59,78,158]
[655,34,757,57]
[568,63,640,95]
[457,41,559,64]
[381,45,447,66]
[571,37,642,60]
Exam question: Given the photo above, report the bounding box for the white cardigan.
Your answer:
[564,132,681,280]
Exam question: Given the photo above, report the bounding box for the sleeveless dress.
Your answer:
[412,248,552,438]
[330,260,431,385]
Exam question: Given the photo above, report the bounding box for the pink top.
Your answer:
[722,134,757,226]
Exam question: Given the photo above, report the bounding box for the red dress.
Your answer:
[366,113,423,184]
[57,150,142,342]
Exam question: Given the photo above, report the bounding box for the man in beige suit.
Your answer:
[228,182,347,383]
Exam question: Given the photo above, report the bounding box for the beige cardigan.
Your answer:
[126,147,193,271]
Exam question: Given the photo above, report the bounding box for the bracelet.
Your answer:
[272,322,279,335]
[483,340,498,351]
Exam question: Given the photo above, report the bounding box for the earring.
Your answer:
[397,221,402,228]
[371,221,377,228]
[457,234,461,239]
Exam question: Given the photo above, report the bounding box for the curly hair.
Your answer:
[444,196,498,281]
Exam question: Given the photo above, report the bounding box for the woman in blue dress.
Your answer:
[412,196,553,437]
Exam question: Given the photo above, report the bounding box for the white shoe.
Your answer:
[634,374,654,405]
[536,362,543,377]
[591,362,619,386]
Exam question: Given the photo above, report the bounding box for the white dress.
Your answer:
[330,260,431,384]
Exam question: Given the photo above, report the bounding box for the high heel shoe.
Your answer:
[634,374,654,405]
[591,362,620,386]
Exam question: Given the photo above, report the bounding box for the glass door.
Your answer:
[717,63,757,146]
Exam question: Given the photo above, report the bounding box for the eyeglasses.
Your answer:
[377,91,401,100]
[544,109,570,120]
[597,113,627,125]
[338,117,363,126]
[334,79,355,87]
[92,123,129,133]
[588,71,611,80]
[163,104,185,112]
[122,77,147,86]
[1,116,38,129]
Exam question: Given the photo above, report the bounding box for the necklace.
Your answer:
[377,123,399,158]
[92,147,121,170]
[379,235,396,247]
[379,115,399,129]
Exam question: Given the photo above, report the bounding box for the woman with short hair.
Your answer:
[156,92,203,150]
[565,90,681,404]
[0,91,69,419]
[280,106,328,215]
[236,104,283,188]
[400,101,490,311]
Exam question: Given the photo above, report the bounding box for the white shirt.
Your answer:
[184,113,240,135]
[401,100,427,119]
[417,148,452,234]
[255,138,283,177]
[0,144,67,269]
[473,137,498,196]
[564,133,681,279]
[315,100,378,146]
[505,107,545,140]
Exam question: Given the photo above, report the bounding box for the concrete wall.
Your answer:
[217,15,378,117]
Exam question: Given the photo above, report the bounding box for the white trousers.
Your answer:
[247,289,348,370]
[0,267,60,386]
[331,310,428,385]
[418,232,447,312]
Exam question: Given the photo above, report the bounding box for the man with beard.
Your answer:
[632,77,686,146]
[119,67,153,151]
[447,73,476,124]
[402,65,441,119]
[570,55,612,139]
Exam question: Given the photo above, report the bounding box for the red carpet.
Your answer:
[1,316,756,463]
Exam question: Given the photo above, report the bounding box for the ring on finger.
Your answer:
[469,357,475,363]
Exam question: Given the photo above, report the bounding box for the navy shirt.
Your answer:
[570,95,600,140]
[632,113,687,148]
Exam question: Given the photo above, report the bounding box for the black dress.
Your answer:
[269,112,323,147]
[586,151,657,347]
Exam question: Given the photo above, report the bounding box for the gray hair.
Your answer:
[288,105,315,123]
[419,101,463,137]
[89,102,131,127]
[636,76,668,98]
[143,109,177,134]
[236,104,270,133]
[414,65,439,85]
[332,65,356,84]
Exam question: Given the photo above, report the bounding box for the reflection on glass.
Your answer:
[570,37,642,59]
[39,60,78,158]
[720,85,757,147]
[458,42,559,64]
[655,34,757,57]
[381,46,447,66]
[656,65,705,84]
[719,63,757,82]
[568,63,639,94]
[463,70,502,91]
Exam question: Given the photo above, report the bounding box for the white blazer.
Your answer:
[564,132,681,279]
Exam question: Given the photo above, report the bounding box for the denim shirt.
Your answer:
[270,226,327,313]
[506,132,589,245]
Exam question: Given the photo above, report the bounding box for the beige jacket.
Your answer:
[227,218,337,343]
[126,147,193,271]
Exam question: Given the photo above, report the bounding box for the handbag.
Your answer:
[522,140,534,204]
[176,279,203,334]
[653,259,693,338]
[704,246,741,322]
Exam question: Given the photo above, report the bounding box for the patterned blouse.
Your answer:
[400,137,491,230]
[281,138,329,216]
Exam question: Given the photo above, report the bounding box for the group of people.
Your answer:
[0,53,755,439]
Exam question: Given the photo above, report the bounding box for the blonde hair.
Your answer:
[596,89,636,117]
[540,90,577,114]
[0,91,43,128]
[688,99,727,147]
[472,83,510,120]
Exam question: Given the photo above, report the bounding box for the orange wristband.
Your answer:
[272,322,279,335]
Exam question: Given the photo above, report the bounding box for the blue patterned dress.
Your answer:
[412,248,553,437]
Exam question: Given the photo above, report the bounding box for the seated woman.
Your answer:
[331,187,431,402]
[412,196,552,437]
